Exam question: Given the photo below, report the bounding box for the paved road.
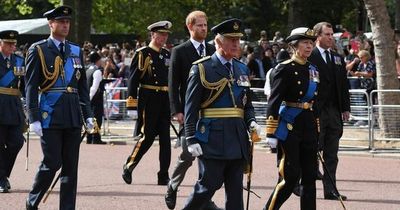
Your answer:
[1,137,400,210]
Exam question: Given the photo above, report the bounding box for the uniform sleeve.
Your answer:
[24,46,41,123]
[266,64,288,137]
[184,64,203,145]
[126,51,141,110]
[77,50,93,119]
[168,46,183,115]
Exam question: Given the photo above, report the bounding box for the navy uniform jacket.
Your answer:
[266,55,319,139]
[0,54,25,125]
[185,53,256,160]
[25,38,92,128]
[127,46,170,102]
[168,40,215,115]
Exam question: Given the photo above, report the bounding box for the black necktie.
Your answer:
[198,43,204,57]
[59,42,65,58]
[5,57,10,68]
[324,50,331,65]
[225,62,232,75]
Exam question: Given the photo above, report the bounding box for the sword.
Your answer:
[25,128,29,171]
[245,130,262,210]
[42,172,60,203]
[317,151,347,210]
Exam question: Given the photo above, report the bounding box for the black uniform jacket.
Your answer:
[185,54,255,160]
[0,54,25,125]
[266,55,319,138]
[308,48,350,114]
[25,38,92,128]
[168,40,215,115]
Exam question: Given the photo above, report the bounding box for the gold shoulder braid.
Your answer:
[137,50,152,79]
[198,63,229,108]
[36,45,65,92]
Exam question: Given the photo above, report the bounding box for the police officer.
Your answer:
[182,18,260,210]
[25,5,95,210]
[264,27,320,210]
[0,30,25,193]
[122,20,172,186]
[86,51,106,144]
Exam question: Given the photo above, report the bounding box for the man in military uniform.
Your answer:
[165,10,221,210]
[25,5,95,210]
[122,20,172,186]
[0,30,25,193]
[182,18,260,210]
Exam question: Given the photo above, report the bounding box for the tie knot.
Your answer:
[225,62,231,70]
[59,42,65,56]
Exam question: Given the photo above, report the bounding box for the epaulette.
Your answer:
[14,54,24,60]
[30,39,47,48]
[281,58,293,64]
[67,40,80,47]
[192,56,211,65]
[233,57,244,64]
[135,46,147,52]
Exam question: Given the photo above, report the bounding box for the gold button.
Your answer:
[297,81,301,85]
[295,72,298,75]
[153,67,155,69]
[155,81,158,84]
[154,74,157,77]
[42,112,48,119]
[67,86,73,93]
[299,91,303,95]
[314,91,318,95]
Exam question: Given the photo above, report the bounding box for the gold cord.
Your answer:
[36,45,64,92]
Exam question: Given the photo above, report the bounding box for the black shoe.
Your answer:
[165,184,177,209]
[5,178,10,189]
[202,201,224,210]
[325,192,347,201]
[0,178,8,193]
[92,139,107,144]
[270,148,277,153]
[122,164,132,184]
[317,170,323,180]
[157,172,169,186]
[26,199,38,210]
[292,184,302,197]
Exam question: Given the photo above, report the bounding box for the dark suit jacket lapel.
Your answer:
[185,40,201,60]
[312,48,330,82]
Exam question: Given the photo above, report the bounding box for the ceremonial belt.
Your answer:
[0,87,21,96]
[284,101,313,110]
[200,107,244,119]
[44,87,78,94]
[140,84,168,92]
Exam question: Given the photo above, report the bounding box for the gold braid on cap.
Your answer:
[36,45,65,92]
[198,63,229,108]
[137,51,152,79]
[266,115,279,135]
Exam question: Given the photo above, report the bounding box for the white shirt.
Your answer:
[89,66,103,100]
[49,36,65,52]
[215,51,232,69]
[190,38,206,57]
[316,45,331,63]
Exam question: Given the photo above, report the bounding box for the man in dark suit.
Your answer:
[182,18,260,210]
[165,10,220,210]
[0,30,25,193]
[308,22,350,201]
[25,6,95,210]
[122,20,172,186]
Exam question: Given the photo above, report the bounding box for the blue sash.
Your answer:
[0,56,24,87]
[40,44,80,128]
[275,78,317,141]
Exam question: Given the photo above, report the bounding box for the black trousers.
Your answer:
[0,125,24,179]
[87,101,103,143]
[27,128,81,210]
[319,104,343,196]
[265,111,318,210]
[124,92,171,177]
[183,158,245,210]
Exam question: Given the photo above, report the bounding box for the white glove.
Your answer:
[29,121,43,137]
[127,110,138,118]
[267,137,278,149]
[86,118,95,131]
[188,143,203,157]
[250,121,261,136]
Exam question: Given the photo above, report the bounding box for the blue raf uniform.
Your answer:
[25,5,94,210]
[0,30,26,193]
[183,19,256,210]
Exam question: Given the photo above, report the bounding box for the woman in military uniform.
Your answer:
[264,27,320,210]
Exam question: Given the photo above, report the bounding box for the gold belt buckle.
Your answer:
[66,86,73,93]
[303,102,310,109]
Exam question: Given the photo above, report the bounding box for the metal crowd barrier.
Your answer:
[369,89,400,151]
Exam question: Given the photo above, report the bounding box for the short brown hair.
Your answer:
[185,10,207,26]
[313,22,332,36]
